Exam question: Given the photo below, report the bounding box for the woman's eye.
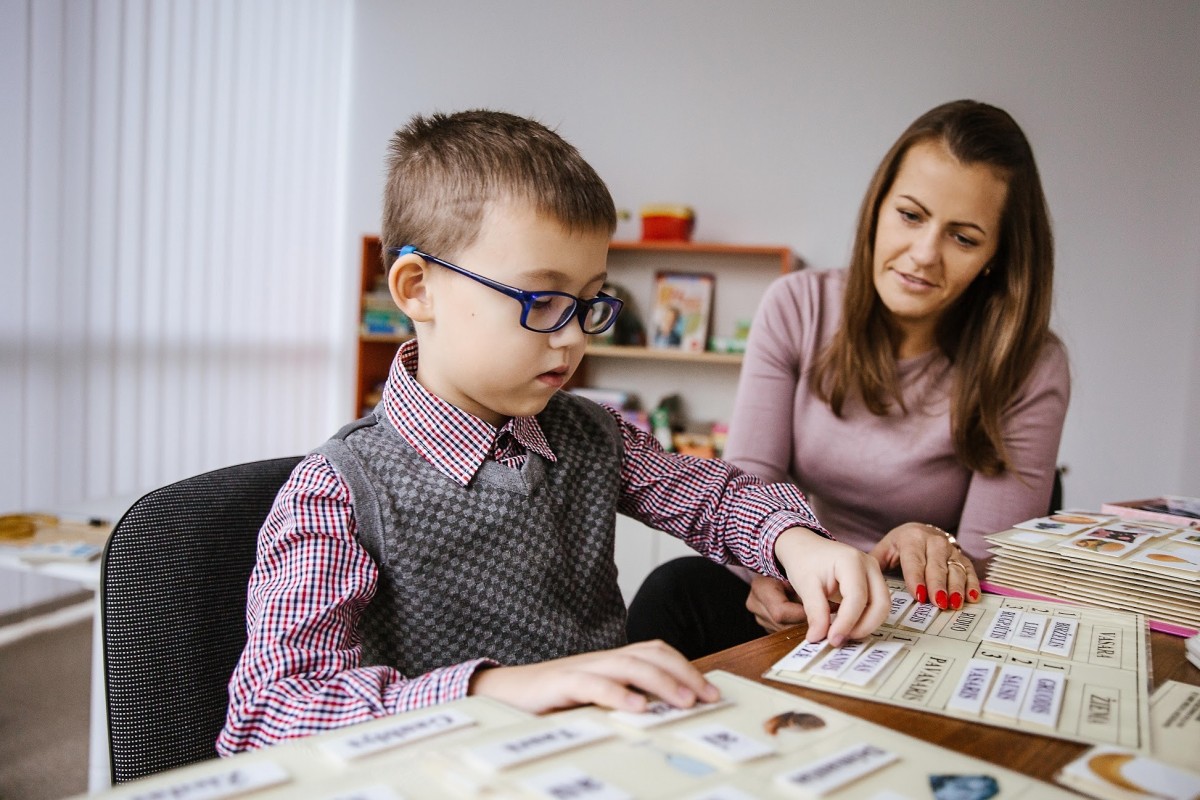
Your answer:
[952,232,979,248]
[898,209,920,223]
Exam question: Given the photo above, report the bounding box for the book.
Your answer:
[650,271,713,353]
[1101,495,1200,530]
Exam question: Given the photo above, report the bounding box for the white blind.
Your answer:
[1,0,350,609]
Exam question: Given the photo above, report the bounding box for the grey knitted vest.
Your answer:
[313,391,628,675]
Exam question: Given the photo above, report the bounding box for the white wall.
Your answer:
[0,0,350,613]
[345,0,1200,508]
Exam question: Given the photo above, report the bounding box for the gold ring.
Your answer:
[924,524,959,549]
[947,560,968,573]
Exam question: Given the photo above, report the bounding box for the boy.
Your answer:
[219,110,888,754]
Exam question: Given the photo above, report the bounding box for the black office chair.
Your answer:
[100,455,302,784]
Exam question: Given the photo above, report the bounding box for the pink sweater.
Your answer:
[724,268,1070,564]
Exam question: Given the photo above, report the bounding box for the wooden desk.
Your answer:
[695,624,1198,785]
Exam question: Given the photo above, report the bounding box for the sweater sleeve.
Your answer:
[723,272,815,482]
[955,337,1072,563]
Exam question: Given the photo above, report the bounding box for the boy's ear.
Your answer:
[388,251,434,322]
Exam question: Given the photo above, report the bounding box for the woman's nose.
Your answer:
[909,227,941,268]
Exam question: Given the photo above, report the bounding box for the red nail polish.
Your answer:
[916,584,928,604]
[935,590,948,608]
[969,589,980,601]
[950,592,963,610]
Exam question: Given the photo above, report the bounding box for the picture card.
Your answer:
[1129,545,1200,573]
[1170,529,1200,547]
[1059,527,1158,557]
[1102,521,1176,536]
[1013,515,1099,536]
[1058,746,1200,800]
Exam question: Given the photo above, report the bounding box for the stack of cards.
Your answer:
[983,512,1200,635]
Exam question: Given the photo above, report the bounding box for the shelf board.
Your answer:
[610,240,789,257]
[585,344,743,365]
[360,331,413,343]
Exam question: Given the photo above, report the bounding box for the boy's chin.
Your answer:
[493,394,556,420]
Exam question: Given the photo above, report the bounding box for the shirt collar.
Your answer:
[379,339,557,485]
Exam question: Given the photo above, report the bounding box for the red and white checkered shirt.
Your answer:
[218,340,828,754]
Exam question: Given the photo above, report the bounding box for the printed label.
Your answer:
[1009,613,1048,652]
[1040,617,1079,658]
[609,699,727,729]
[1078,684,1122,744]
[774,743,899,796]
[982,608,1020,645]
[841,641,906,687]
[320,709,476,761]
[1090,627,1123,667]
[1018,669,1066,728]
[683,787,760,800]
[520,767,631,800]
[940,608,983,640]
[674,723,775,763]
[323,787,403,800]
[466,720,613,771]
[128,762,289,800]
[814,641,869,679]
[885,591,915,626]
[899,601,939,632]
[945,659,999,715]
[897,654,954,705]
[771,639,829,674]
[983,663,1033,719]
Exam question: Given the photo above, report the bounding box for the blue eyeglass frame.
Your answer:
[391,245,623,334]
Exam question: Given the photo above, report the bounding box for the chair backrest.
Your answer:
[101,455,302,784]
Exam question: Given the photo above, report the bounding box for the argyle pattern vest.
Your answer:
[313,392,628,676]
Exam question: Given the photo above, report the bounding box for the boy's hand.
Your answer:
[774,527,890,647]
[468,640,721,715]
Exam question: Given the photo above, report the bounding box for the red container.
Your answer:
[640,205,695,242]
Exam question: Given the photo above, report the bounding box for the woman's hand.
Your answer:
[745,575,807,633]
[869,522,980,610]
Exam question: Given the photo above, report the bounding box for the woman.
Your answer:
[627,100,1070,659]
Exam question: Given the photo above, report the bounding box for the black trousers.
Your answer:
[625,556,767,660]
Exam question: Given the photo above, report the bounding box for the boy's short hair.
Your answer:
[382,110,617,264]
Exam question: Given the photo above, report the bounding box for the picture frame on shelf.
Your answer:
[650,272,713,353]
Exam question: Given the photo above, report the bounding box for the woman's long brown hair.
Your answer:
[814,100,1055,475]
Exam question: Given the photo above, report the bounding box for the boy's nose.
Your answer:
[547,315,588,348]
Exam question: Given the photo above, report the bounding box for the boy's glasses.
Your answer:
[392,246,623,335]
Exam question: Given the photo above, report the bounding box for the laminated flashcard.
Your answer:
[1013,516,1100,536]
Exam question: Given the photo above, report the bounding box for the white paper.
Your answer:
[520,767,631,800]
[466,720,613,771]
[127,761,289,800]
[774,743,899,796]
[1019,669,1066,728]
[984,664,1033,720]
[841,641,907,687]
[944,659,999,715]
[319,709,476,761]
